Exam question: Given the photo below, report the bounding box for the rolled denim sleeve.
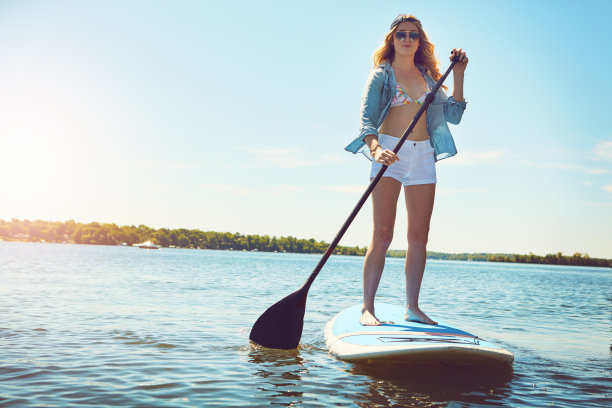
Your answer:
[443,96,467,125]
[358,69,385,141]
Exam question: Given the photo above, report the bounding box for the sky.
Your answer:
[1,0,611,258]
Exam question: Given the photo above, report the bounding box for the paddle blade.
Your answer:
[249,288,307,349]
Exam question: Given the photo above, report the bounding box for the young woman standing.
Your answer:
[345,14,469,326]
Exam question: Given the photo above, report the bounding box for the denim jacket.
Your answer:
[345,61,467,162]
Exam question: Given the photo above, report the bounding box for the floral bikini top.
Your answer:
[391,82,430,107]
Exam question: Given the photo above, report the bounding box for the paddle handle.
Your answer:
[299,58,459,296]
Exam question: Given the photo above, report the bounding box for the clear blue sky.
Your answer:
[1,0,611,258]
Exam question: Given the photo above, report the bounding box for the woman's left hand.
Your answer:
[450,48,468,74]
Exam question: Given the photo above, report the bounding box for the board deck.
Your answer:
[325,303,514,365]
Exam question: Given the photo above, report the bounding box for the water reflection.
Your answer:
[247,345,308,402]
[247,342,515,407]
[350,362,513,407]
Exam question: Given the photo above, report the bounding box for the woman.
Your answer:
[345,14,468,326]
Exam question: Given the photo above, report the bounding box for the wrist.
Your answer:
[369,144,381,155]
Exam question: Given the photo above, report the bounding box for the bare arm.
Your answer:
[364,134,380,154]
[452,71,465,102]
[450,48,468,102]
[364,134,399,165]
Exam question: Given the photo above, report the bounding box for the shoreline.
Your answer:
[2,238,610,269]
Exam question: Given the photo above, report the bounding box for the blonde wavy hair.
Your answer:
[373,14,447,91]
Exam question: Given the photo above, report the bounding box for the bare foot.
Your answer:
[405,308,438,325]
[360,309,382,326]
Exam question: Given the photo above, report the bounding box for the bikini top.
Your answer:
[391,82,430,107]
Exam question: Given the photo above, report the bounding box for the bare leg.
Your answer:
[404,183,437,325]
[360,177,401,326]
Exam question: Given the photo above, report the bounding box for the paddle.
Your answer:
[250,55,460,349]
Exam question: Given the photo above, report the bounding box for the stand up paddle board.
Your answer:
[325,303,513,366]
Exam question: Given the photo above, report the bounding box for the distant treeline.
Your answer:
[388,250,611,268]
[1,219,610,268]
[0,218,366,255]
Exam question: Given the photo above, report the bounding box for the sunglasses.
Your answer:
[395,31,420,41]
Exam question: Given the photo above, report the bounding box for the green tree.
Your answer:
[177,234,190,248]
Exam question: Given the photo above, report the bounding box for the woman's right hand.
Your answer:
[372,146,399,166]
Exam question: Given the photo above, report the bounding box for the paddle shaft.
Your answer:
[300,59,458,296]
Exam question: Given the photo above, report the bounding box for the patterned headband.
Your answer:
[390,15,421,30]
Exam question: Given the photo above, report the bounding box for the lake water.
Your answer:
[0,242,610,407]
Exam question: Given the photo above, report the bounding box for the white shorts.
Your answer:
[370,133,437,186]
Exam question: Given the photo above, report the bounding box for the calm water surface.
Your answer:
[0,242,610,407]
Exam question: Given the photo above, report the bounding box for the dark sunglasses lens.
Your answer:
[395,31,419,41]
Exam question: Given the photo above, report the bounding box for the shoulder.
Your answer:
[373,61,392,77]
[366,61,391,86]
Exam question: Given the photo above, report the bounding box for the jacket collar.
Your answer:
[378,60,432,84]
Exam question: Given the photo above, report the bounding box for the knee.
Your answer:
[372,226,394,250]
[407,228,429,249]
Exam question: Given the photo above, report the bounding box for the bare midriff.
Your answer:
[378,103,429,141]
